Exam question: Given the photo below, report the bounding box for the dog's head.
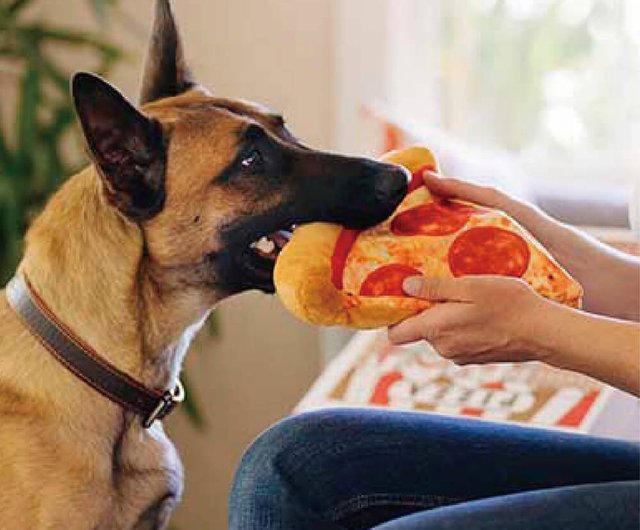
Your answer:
[71,0,407,297]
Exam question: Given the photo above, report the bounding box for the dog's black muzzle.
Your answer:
[289,152,409,229]
[216,148,409,294]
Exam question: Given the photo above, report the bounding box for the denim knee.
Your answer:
[231,410,341,497]
[229,410,347,527]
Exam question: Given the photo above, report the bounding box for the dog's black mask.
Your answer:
[214,124,408,293]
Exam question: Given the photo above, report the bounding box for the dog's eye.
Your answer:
[240,149,264,172]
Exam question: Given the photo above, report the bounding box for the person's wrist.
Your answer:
[517,295,565,365]
[502,198,545,228]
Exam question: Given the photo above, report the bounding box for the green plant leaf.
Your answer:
[0,179,22,284]
[180,373,206,429]
[207,312,221,337]
[38,52,71,93]
[0,104,12,170]
[24,25,122,57]
[88,0,116,27]
[6,0,32,16]
[0,130,9,169]
[14,63,40,186]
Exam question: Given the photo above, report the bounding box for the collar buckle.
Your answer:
[142,380,185,428]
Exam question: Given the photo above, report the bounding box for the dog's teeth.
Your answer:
[254,236,275,254]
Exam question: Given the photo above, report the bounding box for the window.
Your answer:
[387,0,639,190]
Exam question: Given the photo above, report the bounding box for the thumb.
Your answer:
[402,276,470,302]
[422,170,507,210]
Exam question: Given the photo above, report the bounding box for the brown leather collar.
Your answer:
[6,274,183,428]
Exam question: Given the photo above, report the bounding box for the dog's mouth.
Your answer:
[242,226,296,284]
[225,220,298,293]
[248,228,295,261]
[218,159,408,295]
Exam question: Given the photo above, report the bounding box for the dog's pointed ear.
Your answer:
[139,0,196,105]
[72,72,166,221]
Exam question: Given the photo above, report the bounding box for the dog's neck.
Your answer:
[19,167,213,391]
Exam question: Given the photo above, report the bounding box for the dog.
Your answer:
[0,1,407,528]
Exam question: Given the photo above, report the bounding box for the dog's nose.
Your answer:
[374,165,409,205]
[332,163,408,229]
[292,154,410,230]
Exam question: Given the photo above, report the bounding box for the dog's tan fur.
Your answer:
[0,1,408,526]
[0,4,296,529]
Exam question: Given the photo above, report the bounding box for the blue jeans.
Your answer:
[229,409,639,529]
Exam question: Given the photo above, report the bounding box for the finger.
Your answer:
[459,349,537,365]
[388,303,461,345]
[422,171,507,210]
[453,352,506,366]
[420,334,494,364]
[429,333,488,360]
[388,314,431,345]
[427,336,459,360]
[402,276,472,302]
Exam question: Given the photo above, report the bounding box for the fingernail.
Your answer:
[403,276,423,296]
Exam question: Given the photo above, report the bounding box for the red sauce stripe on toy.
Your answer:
[360,264,422,297]
[331,229,361,289]
[448,226,531,278]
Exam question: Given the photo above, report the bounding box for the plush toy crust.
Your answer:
[275,146,582,329]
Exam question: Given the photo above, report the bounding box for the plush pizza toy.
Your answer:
[274,146,582,329]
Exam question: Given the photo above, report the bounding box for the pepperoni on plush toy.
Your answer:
[360,264,422,296]
[448,226,530,278]
[391,198,475,236]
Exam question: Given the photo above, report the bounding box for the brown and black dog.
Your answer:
[0,1,406,528]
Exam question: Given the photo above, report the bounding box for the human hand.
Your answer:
[388,275,555,366]
[421,170,537,221]
[422,170,640,322]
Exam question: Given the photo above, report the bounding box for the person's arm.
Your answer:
[422,171,640,322]
[534,300,640,396]
[388,276,640,396]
